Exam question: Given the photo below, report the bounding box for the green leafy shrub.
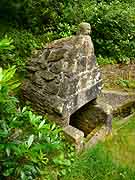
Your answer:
[0,32,41,70]
[0,65,75,180]
[0,28,57,72]
[0,66,20,119]
[0,107,68,179]
[0,40,75,179]
[0,37,15,67]
[89,1,135,61]
[0,37,14,50]
[63,0,135,62]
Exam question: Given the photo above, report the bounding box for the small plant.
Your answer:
[0,37,15,68]
[116,79,135,89]
[97,55,117,65]
[0,66,20,120]
[0,36,14,50]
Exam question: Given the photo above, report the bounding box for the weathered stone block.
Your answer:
[63,125,84,151]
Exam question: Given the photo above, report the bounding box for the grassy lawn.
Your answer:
[63,115,135,180]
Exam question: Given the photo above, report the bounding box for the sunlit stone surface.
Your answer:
[23,23,102,127]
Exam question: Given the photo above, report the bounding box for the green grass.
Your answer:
[63,116,135,180]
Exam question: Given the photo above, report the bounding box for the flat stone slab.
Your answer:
[98,90,135,116]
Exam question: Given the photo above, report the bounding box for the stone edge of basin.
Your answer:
[63,90,135,152]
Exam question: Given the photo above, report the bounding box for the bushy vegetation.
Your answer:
[0,67,75,179]
[82,0,135,62]
[0,39,75,180]
[0,30,55,71]
[0,0,64,32]
[0,0,135,65]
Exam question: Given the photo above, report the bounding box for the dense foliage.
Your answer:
[0,40,75,180]
[0,0,64,32]
[0,32,43,71]
[0,0,135,65]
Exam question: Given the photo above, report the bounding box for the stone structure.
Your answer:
[22,22,114,150]
[23,22,102,127]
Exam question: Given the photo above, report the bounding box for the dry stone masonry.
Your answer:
[23,22,112,149]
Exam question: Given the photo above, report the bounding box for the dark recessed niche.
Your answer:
[70,100,107,137]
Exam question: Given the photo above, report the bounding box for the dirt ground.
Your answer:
[101,64,135,91]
